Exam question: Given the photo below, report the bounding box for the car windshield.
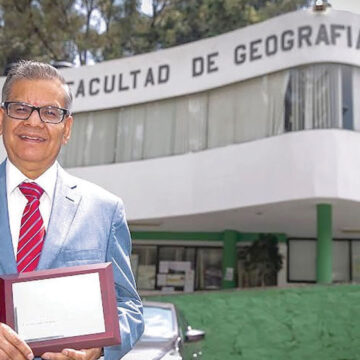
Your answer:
[140,306,175,342]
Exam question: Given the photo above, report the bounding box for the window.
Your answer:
[196,248,223,290]
[132,246,157,290]
[60,63,358,168]
[288,239,351,282]
[140,306,176,341]
[285,64,352,132]
[158,247,196,268]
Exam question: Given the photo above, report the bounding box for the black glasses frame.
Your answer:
[1,101,70,124]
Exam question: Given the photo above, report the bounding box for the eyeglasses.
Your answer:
[1,102,70,124]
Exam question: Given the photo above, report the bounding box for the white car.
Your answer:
[123,301,205,360]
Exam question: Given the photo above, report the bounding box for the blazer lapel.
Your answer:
[0,160,17,274]
[37,166,81,270]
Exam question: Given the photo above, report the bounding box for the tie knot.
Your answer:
[19,182,44,201]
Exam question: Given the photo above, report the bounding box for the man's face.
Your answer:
[0,78,73,179]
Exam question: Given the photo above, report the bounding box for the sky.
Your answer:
[141,0,153,16]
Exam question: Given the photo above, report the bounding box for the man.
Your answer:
[0,60,144,360]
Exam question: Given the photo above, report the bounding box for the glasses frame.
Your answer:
[1,101,70,124]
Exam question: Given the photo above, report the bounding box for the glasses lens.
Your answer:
[40,106,64,123]
[8,103,32,119]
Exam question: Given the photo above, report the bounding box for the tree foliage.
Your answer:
[243,234,283,287]
[0,0,309,73]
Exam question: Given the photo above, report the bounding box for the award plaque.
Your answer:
[0,263,121,356]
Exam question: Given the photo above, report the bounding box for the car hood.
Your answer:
[122,338,176,360]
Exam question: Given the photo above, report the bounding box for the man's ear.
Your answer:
[0,107,4,136]
[62,115,73,145]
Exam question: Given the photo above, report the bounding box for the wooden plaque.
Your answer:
[0,263,121,356]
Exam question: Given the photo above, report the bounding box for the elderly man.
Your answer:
[0,60,144,360]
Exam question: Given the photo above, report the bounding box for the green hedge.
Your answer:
[145,285,360,360]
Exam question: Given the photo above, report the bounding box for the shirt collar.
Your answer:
[6,159,58,201]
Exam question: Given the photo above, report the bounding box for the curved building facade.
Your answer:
[1,7,360,291]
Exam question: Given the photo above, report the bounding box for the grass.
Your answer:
[144,284,360,360]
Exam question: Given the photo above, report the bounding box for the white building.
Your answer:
[1,6,360,291]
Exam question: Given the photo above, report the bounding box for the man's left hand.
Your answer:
[41,347,102,360]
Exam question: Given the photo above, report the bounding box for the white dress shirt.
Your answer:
[6,159,57,256]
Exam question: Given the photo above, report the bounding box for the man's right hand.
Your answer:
[0,323,34,360]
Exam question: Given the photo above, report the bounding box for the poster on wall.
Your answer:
[137,265,156,290]
[157,261,194,292]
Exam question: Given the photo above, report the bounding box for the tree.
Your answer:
[97,0,143,60]
[134,0,309,52]
[243,234,283,287]
[0,0,83,70]
[0,0,310,73]
[0,0,114,68]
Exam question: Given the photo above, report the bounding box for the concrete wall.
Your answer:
[66,129,360,221]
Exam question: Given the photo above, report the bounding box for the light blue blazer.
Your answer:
[0,160,144,359]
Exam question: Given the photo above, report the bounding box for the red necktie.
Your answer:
[16,182,46,273]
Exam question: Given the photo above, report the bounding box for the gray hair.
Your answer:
[2,60,73,109]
